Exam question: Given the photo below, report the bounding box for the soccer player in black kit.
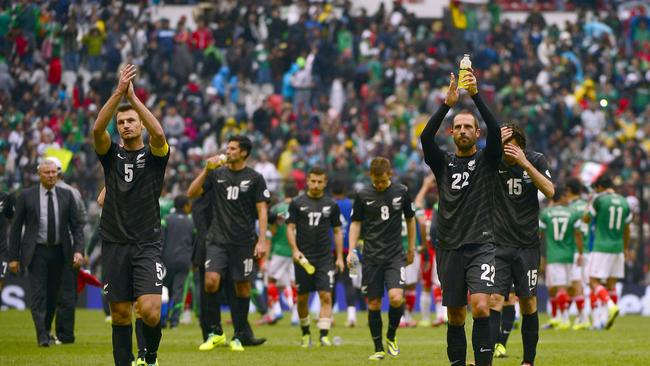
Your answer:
[347,157,416,361]
[93,64,169,366]
[490,124,554,366]
[420,71,501,366]
[187,135,270,352]
[286,167,345,347]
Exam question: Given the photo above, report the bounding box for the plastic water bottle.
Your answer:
[349,249,360,279]
[458,54,472,89]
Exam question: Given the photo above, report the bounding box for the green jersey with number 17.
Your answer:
[539,204,582,263]
[590,193,631,254]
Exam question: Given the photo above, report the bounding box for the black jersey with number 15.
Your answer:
[351,184,415,265]
[494,150,551,248]
[98,142,169,243]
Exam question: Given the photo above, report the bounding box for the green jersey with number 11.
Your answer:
[590,193,631,254]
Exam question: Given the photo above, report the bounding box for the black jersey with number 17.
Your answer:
[98,142,169,243]
[287,194,341,263]
[203,166,270,246]
[494,150,551,248]
[351,183,415,265]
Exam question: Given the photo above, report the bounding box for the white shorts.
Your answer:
[546,263,573,288]
[588,252,624,280]
[404,254,421,285]
[267,255,295,288]
[570,252,589,283]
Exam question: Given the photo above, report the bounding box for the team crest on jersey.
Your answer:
[468,160,476,171]
[136,152,146,168]
[392,197,403,210]
[322,206,331,218]
[522,170,531,182]
[240,180,251,192]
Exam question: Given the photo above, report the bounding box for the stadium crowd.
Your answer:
[0,0,648,284]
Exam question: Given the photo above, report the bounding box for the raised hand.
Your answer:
[116,64,137,95]
[461,68,478,96]
[444,72,459,107]
[503,143,528,167]
[501,126,513,145]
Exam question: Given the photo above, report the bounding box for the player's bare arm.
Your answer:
[405,216,416,265]
[286,222,304,263]
[503,140,555,198]
[125,78,167,153]
[187,155,225,198]
[347,221,361,267]
[255,201,269,259]
[333,226,345,273]
[93,64,136,155]
[574,228,584,266]
[414,174,434,209]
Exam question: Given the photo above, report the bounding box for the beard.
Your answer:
[454,135,476,152]
[120,132,141,144]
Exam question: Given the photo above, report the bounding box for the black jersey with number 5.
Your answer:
[494,150,551,248]
[203,166,270,246]
[351,184,415,265]
[98,142,169,243]
[287,194,341,262]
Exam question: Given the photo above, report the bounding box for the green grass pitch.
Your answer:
[0,310,647,365]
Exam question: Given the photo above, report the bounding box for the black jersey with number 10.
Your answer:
[203,166,270,246]
[98,142,169,243]
[351,183,415,265]
[287,194,341,262]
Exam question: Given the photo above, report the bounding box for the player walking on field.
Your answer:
[347,158,416,361]
[585,175,629,330]
[93,64,169,366]
[286,167,344,347]
[420,69,501,366]
[489,123,554,365]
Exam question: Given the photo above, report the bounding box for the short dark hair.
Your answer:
[174,195,189,211]
[552,185,565,202]
[593,174,613,189]
[566,177,583,195]
[116,103,135,114]
[503,122,527,149]
[308,166,327,177]
[453,110,479,129]
[228,135,253,159]
[330,179,345,195]
[370,157,391,176]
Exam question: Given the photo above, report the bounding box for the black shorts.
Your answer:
[294,259,334,295]
[436,243,495,307]
[362,259,405,299]
[102,241,164,302]
[204,242,255,281]
[494,245,540,299]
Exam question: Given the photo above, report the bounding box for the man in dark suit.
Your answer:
[8,159,85,347]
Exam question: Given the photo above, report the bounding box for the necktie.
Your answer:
[47,191,56,245]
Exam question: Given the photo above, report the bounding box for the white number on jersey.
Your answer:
[506,178,522,196]
[226,186,240,200]
[380,205,390,220]
[451,172,469,190]
[308,212,322,226]
[124,164,134,182]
